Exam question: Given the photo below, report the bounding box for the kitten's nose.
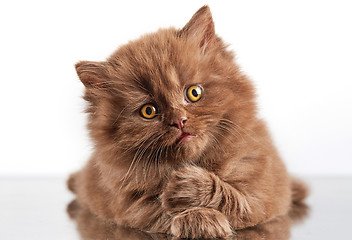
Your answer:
[170,117,187,130]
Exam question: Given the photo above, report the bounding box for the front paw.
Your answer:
[161,166,216,211]
[171,207,232,239]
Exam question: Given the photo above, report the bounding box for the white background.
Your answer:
[0,0,351,177]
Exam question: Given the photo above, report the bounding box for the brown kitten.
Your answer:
[68,6,308,239]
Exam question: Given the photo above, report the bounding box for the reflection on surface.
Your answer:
[67,200,308,240]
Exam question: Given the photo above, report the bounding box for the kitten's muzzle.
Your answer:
[169,117,195,143]
[176,132,195,143]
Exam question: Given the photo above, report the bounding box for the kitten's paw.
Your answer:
[171,207,232,239]
[161,166,216,211]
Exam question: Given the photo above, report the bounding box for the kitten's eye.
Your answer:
[140,104,158,119]
[185,85,203,103]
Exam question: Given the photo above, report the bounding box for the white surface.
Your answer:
[0,177,351,239]
[0,178,78,239]
[0,0,351,176]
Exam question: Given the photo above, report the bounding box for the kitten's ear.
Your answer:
[75,61,110,88]
[179,5,215,51]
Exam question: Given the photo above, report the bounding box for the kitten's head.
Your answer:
[76,6,256,165]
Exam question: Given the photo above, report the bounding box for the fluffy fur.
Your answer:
[68,6,308,238]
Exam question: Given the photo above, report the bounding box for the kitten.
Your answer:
[68,6,308,239]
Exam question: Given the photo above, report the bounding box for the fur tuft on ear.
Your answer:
[75,61,110,88]
[179,5,215,51]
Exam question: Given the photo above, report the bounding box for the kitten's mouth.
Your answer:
[176,132,195,144]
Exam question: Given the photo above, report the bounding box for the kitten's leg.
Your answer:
[67,171,81,193]
[170,207,232,238]
[161,165,290,230]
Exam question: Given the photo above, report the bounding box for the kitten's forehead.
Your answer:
[111,29,202,106]
[141,65,185,108]
[165,67,181,89]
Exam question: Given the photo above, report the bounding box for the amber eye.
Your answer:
[185,85,203,103]
[140,104,158,119]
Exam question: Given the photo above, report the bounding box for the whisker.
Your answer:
[141,132,167,181]
[220,119,260,143]
[120,131,161,186]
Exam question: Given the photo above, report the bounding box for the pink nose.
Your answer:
[170,117,187,130]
